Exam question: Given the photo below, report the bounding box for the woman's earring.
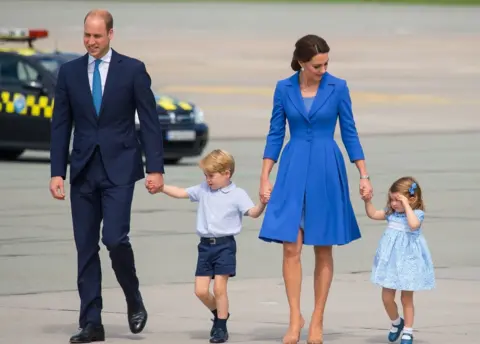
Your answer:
[301,66,304,71]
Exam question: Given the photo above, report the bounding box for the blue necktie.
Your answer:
[92,59,102,116]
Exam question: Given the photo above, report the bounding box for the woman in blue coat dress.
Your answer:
[258,35,373,344]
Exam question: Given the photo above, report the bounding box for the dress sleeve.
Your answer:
[338,81,365,162]
[414,209,425,223]
[263,81,286,162]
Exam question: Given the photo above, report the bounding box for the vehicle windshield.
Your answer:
[35,54,81,76]
[37,57,62,75]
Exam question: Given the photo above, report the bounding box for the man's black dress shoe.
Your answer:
[128,302,148,334]
[69,323,105,343]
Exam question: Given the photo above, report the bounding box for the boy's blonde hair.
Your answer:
[385,176,425,215]
[199,149,235,177]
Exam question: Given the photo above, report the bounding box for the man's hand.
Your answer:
[145,173,164,194]
[49,176,65,200]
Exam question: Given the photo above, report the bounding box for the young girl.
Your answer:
[363,176,435,344]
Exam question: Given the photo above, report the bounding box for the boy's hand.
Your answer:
[147,180,164,193]
[145,173,164,194]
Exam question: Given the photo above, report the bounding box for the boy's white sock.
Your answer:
[402,327,413,339]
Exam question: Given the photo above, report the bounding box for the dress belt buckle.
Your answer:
[209,238,216,245]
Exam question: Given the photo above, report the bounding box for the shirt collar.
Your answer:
[219,182,236,193]
[88,48,112,65]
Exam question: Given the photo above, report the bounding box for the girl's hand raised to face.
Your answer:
[395,193,410,205]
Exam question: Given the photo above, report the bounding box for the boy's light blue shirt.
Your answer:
[186,181,255,238]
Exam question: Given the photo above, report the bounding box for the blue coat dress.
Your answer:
[258,72,365,246]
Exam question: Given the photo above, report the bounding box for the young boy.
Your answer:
[158,149,268,343]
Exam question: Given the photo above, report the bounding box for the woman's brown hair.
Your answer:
[291,34,330,71]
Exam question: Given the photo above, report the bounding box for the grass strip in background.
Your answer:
[105,0,480,5]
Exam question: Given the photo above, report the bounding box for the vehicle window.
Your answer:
[0,54,21,85]
[0,54,40,85]
[21,62,40,81]
[36,58,61,75]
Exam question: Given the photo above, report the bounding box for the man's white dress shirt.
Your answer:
[87,48,112,94]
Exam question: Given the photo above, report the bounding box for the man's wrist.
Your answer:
[360,174,370,180]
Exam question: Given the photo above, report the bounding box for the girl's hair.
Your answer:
[385,176,425,215]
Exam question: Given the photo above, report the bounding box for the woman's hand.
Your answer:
[259,178,273,204]
[359,178,373,199]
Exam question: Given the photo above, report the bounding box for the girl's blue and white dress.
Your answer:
[371,210,435,291]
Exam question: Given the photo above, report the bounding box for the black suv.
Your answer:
[0,30,209,163]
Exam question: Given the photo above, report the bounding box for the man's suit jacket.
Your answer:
[50,49,164,185]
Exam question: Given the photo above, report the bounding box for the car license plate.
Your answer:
[167,130,196,141]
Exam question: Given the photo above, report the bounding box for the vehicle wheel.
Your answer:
[165,158,181,165]
[0,149,24,161]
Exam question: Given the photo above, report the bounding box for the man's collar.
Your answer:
[88,48,112,65]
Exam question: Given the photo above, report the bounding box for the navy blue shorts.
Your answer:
[195,236,237,278]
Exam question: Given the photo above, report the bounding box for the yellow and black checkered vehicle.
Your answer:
[0,28,209,163]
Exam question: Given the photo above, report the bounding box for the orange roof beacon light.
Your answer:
[0,28,49,48]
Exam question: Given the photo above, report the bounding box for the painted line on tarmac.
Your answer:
[206,128,480,142]
[159,85,453,105]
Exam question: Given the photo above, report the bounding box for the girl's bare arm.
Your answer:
[404,204,421,230]
[364,200,386,220]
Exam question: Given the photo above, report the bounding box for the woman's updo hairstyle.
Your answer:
[291,34,330,71]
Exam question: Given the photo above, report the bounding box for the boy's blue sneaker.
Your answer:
[210,313,230,337]
[400,333,413,344]
[388,318,405,342]
[210,327,229,343]
[210,318,216,337]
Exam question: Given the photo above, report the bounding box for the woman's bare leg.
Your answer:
[307,245,334,343]
[282,229,305,343]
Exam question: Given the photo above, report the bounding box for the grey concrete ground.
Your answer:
[0,1,479,343]
[1,133,479,343]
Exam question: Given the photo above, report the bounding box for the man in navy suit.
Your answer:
[49,9,165,343]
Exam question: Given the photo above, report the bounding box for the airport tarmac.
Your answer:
[1,1,480,139]
[1,132,479,343]
[0,1,479,343]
